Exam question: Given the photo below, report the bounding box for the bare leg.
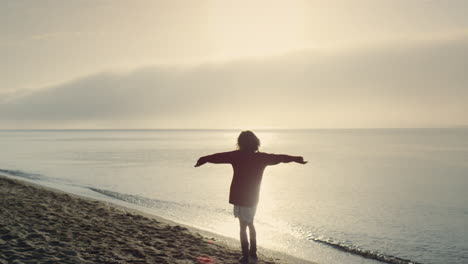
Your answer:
[239,220,248,243]
[248,222,256,242]
[248,222,257,261]
[239,220,249,263]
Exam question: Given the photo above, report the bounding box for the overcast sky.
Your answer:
[2,0,468,129]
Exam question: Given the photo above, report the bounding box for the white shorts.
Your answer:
[233,205,257,223]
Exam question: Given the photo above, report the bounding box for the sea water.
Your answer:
[1,129,467,264]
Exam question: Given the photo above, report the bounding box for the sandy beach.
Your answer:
[0,175,312,264]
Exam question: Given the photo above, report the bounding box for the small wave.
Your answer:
[0,169,44,180]
[307,235,422,264]
[88,187,176,209]
[87,187,230,215]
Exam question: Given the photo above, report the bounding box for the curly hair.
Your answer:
[237,131,260,152]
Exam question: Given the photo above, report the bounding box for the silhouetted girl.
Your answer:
[195,130,307,263]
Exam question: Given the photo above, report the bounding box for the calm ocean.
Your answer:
[1,129,467,264]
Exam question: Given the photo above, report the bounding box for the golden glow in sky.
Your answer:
[201,1,311,59]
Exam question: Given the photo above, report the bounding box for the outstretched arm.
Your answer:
[265,154,308,165]
[281,155,308,164]
[194,151,235,167]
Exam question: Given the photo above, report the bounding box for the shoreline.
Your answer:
[0,174,316,264]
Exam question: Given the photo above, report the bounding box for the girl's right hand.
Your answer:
[296,156,308,164]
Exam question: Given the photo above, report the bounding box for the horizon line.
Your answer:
[0,127,467,131]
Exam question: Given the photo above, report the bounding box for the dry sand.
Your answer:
[0,176,313,264]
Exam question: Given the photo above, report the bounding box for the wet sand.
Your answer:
[0,175,314,264]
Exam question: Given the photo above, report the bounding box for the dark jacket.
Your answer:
[200,150,300,207]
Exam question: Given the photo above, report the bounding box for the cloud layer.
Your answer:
[1,36,467,129]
